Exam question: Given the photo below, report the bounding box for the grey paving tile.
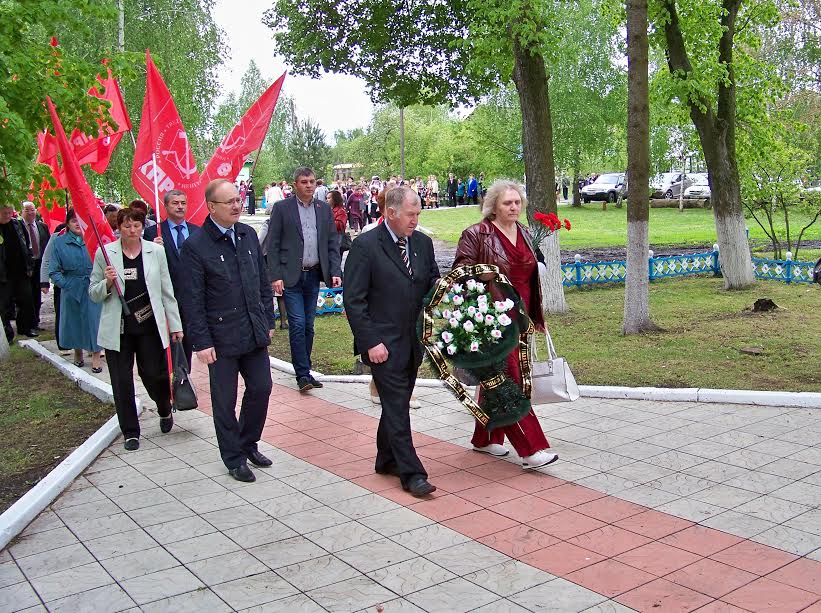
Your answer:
[274,554,361,591]
[305,481,372,505]
[239,592,327,612]
[682,461,752,483]
[305,521,384,554]
[614,485,681,508]
[61,512,140,541]
[248,535,328,569]
[28,561,112,603]
[52,499,121,523]
[280,469,346,490]
[187,550,269,585]
[608,462,674,484]
[121,565,205,605]
[15,543,94,579]
[223,518,298,549]
[211,571,298,610]
[280,506,352,534]
[700,510,777,538]
[709,430,766,448]
[144,515,217,545]
[100,546,179,582]
[788,446,821,466]
[127,500,194,527]
[759,457,819,480]
[688,483,762,508]
[511,577,607,612]
[164,477,226,500]
[575,473,639,495]
[769,481,821,507]
[426,541,511,576]
[253,492,325,518]
[335,538,418,573]
[334,493,402,520]
[581,601,637,613]
[140,588,232,613]
[308,575,400,613]
[471,599,533,613]
[122,455,188,474]
[19,511,63,537]
[45,583,136,613]
[611,442,670,461]
[723,470,793,494]
[113,487,176,512]
[677,439,739,460]
[0,581,41,611]
[83,527,158,560]
[146,466,208,487]
[464,560,553,597]
[784,509,821,536]
[50,485,108,510]
[95,474,160,498]
[645,451,705,471]
[646,473,716,497]
[405,577,500,613]
[356,598,426,612]
[746,439,809,459]
[540,462,599,482]
[367,557,456,596]
[734,495,810,523]
[165,531,241,564]
[751,525,821,556]
[84,465,144,486]
[0,561,24,589]
[655,498,725,523]
[9,527,78,559]
[391,523,470,555]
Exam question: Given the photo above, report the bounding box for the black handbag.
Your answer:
[171,341,198,411]
[340,231,353,252]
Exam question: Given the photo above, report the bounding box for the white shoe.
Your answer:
[410,395,421,409]
[371,394,381,404]
[522,450,559,469]
[473,444,510,457]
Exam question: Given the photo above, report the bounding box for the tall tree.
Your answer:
[624,0,660,334]
[653,0,771,288]
[287,117,330,177]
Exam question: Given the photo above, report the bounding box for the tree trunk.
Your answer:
[0,317,9,362]
[623,0,659,334]
[572,148,581,207]
[512,33,567,314]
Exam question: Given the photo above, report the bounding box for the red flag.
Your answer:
[45,97,116,259]
[193,72,286,224]
[36,130,65,188]
[131,51,204,221]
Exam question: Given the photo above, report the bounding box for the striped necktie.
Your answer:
[397,236,412,276]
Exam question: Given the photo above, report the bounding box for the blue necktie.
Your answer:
[225,228,235,247]
[174,225,185,250]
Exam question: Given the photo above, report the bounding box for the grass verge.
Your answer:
[270,277,821,392]
[0,345,113,513]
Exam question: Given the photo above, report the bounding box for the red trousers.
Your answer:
[471,346,550,457]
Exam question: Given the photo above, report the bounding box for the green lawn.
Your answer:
[420,204,821,250]
[270,277,821,392]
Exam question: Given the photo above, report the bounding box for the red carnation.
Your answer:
[564,218,571,230]
[50,36,59,47]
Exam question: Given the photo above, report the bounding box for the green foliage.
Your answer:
[0,0,128,204]
[287,117,330,179]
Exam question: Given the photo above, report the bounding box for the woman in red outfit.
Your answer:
[452,180,559,470]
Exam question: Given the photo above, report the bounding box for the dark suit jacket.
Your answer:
[265,196,342,288]
[30,220,50,287]
[343,223,440,369]
[143,220,200,292]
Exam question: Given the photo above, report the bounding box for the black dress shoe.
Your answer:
[279,322,288,330]
[160,415,173,433]
[297,377,314,393]
[309,377,324,389]
[124,438,140,451]
[248,450,272,467]
[403,477,436,497]
[228,463,256,482]
[23,330,39,338]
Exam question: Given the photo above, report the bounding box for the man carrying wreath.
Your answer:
[343,186,440,497]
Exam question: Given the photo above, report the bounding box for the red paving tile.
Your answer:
[660,526,744,557]
[306,449,363,468]
[283,441,338,456]
[573,496,648,523]
[694,602,750,613]
[519,541,607,576]
[379,486,429,506]
[488,495,563,523]
[710,541,799,576]
[262,431,316,447]
[324,432,376,448]
[441,509,521,540]
[307,426,358,441]
[722,577,820,612]
[407,494,482,522]
[428,470,492,493]
[478,524,560,557]
[504,471,565,493]
[567,525,653,558]
[616,578,714,612]
[535,483,605,507]
[282,416,335,431]
[615,541,703,576]
[614,509,694,539]
[457,482,527,507]
[416,441,467,459]
[666,559,759,598]
[801,601,821,613]
[350,473,399,492]
[566,559,656,598]
[528,509,607,540]
[766,558,821,595]
[327,459,376,479]
[465,459,526,481]
[436,450,499,469]
[422,459,468,479]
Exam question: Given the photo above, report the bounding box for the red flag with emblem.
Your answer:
[70,68,133,173]
[36,130,66,188]
[46,97,116,259]
[131,51,204,221]
[194,72,286,224]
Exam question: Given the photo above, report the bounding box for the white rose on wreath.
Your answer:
[477,293,488,303]
[491,329,503,339]
[497,313,512,326]
[453,310,463,321]
[452,283,464,293]
[463,320,475,333]
[476,283,486,293]
[466,279,477,291]
[447,344,457,355]
[467,306,476,316]
[485,314,495,325]
[470,340,480,352]
[452,294,464,306]
[494,300,507,311]
[449,317,460,328]
[442,308,452,319]
[478,303,489,314]
[474,313,484,323]
[441,331,454,343]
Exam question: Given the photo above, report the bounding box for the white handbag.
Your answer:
[530,330,580,404]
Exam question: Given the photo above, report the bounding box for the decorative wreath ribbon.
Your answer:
[419,264,535,426]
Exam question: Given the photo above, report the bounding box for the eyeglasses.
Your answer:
[209,198,243,206]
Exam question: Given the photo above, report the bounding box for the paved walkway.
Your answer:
[1,346,820,612]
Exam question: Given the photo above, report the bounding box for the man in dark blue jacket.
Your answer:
[143,190,200,368]
[180,179,276,482]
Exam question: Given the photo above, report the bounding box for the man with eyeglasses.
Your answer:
[266,166,342,393]
[180,179,276,482]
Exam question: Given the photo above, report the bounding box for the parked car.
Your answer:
[651,172,694,199]
[683,173,710,201]
[581,173,626,203]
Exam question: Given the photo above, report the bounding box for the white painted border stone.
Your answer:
[269,357,821,408]
[0,340,142,550]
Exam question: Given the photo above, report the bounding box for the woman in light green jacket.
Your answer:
[89,207,183,451]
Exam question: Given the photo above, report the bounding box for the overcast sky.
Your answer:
[212,0,374,141]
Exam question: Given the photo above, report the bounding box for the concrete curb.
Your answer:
[0,341,142,550]
[268,357,821,408]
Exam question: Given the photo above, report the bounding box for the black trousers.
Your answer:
[107,331,172,439]
[53,286,64,349]
[372,353,427,488]
[208,346,272,469]
[0,275,34,342]
[30,259,43,327]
